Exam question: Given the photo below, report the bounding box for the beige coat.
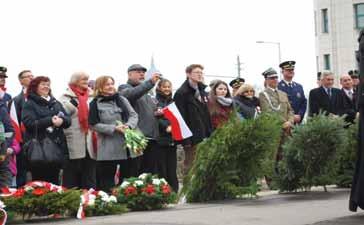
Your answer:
[259,87,294,124]
[59,88,96,160]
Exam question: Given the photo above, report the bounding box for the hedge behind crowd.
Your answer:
[182,113,282,202]
[275,114,350,192]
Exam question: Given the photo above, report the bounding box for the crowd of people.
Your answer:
[0,61,359,193]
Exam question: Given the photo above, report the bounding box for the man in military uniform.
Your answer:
[229,77,245,96]
[277,61,307,124]
[0,67,12,107]
[259,68,294,169]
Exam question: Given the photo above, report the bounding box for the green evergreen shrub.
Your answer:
[333,120,358,187]
[276,114,347,192]
[181,113,281,202]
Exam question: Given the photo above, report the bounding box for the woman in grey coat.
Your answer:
[59,72,97,189]
[89,76,139,192]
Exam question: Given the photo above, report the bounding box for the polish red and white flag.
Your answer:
[9,102,23,143]
[162,102,192,141]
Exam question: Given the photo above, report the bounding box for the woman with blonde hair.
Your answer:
[59,72,97,189]
[233,84,260,119]
[88,76,139,192]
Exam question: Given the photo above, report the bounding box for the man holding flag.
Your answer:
[173,64,212,175]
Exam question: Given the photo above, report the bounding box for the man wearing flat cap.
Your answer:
[277,61,307,124]
[229,77,245,96]
[259,68,294,171]
[0,67,12,107]
[118,64,161,176]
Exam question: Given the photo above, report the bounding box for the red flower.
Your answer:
[124,186,137,196]
[0,187,11,194]
[142,184,155,195]
[32,188,48,196]
[161,185,171,195]
[13,188,25,198]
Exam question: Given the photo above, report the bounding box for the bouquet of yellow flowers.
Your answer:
[116,121,148,154]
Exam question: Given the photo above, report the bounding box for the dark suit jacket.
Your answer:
[308,86,341,116]
[337,89,357,123]
[9,91,26,123]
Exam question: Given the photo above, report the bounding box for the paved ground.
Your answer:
[15,188,364,225]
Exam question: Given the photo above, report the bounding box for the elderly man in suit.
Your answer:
[259,68,294,172]
[337,74,357,124]
[309,71,341,116]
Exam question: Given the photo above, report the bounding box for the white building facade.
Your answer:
[314,0,364,85]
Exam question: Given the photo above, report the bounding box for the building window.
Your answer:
[355,4,364,29]
[323,54,330,70]
[322,9,329,33]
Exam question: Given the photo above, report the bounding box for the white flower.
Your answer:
[24,186,34,192]
[97,191,108,199]
[159,178,168,185]
[152,179,161,185]
[138,173,148,180]
[134,180,144,187]
[109,196,117,203]
[121,181,130,188]
[0,200,5,208]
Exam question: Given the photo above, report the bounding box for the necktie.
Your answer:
[348,90,353,100]
[327,88,332,98]
[288,83,293,88]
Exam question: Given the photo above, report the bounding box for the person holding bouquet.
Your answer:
[89,76,139,192]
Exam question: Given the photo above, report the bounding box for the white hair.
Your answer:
[69,71,90,85]
[321,71,333,79]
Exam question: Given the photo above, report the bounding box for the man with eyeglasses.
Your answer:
[9,70,33,187]
[308,71,340,117]
[259,68,294,173]
[174,64,212,175]
[277,61,307,124]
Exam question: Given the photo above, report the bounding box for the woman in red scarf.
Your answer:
[59,72,97,189]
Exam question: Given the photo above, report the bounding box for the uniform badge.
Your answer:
[281,83,285,87]
[297,92,301,98]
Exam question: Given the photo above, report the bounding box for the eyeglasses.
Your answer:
[21,75,33,79]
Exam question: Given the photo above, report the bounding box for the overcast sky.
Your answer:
[0,0,316,96]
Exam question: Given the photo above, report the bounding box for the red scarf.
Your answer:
[70,85,89,133]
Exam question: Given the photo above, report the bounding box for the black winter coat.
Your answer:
[337,89,357,124]
[174,80,212,146]
[22,93,71,162]
[156,92,174,147]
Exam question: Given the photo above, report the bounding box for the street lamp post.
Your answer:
[256,41,282,79]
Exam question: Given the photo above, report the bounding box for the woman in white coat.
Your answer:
[60,72,97,189]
